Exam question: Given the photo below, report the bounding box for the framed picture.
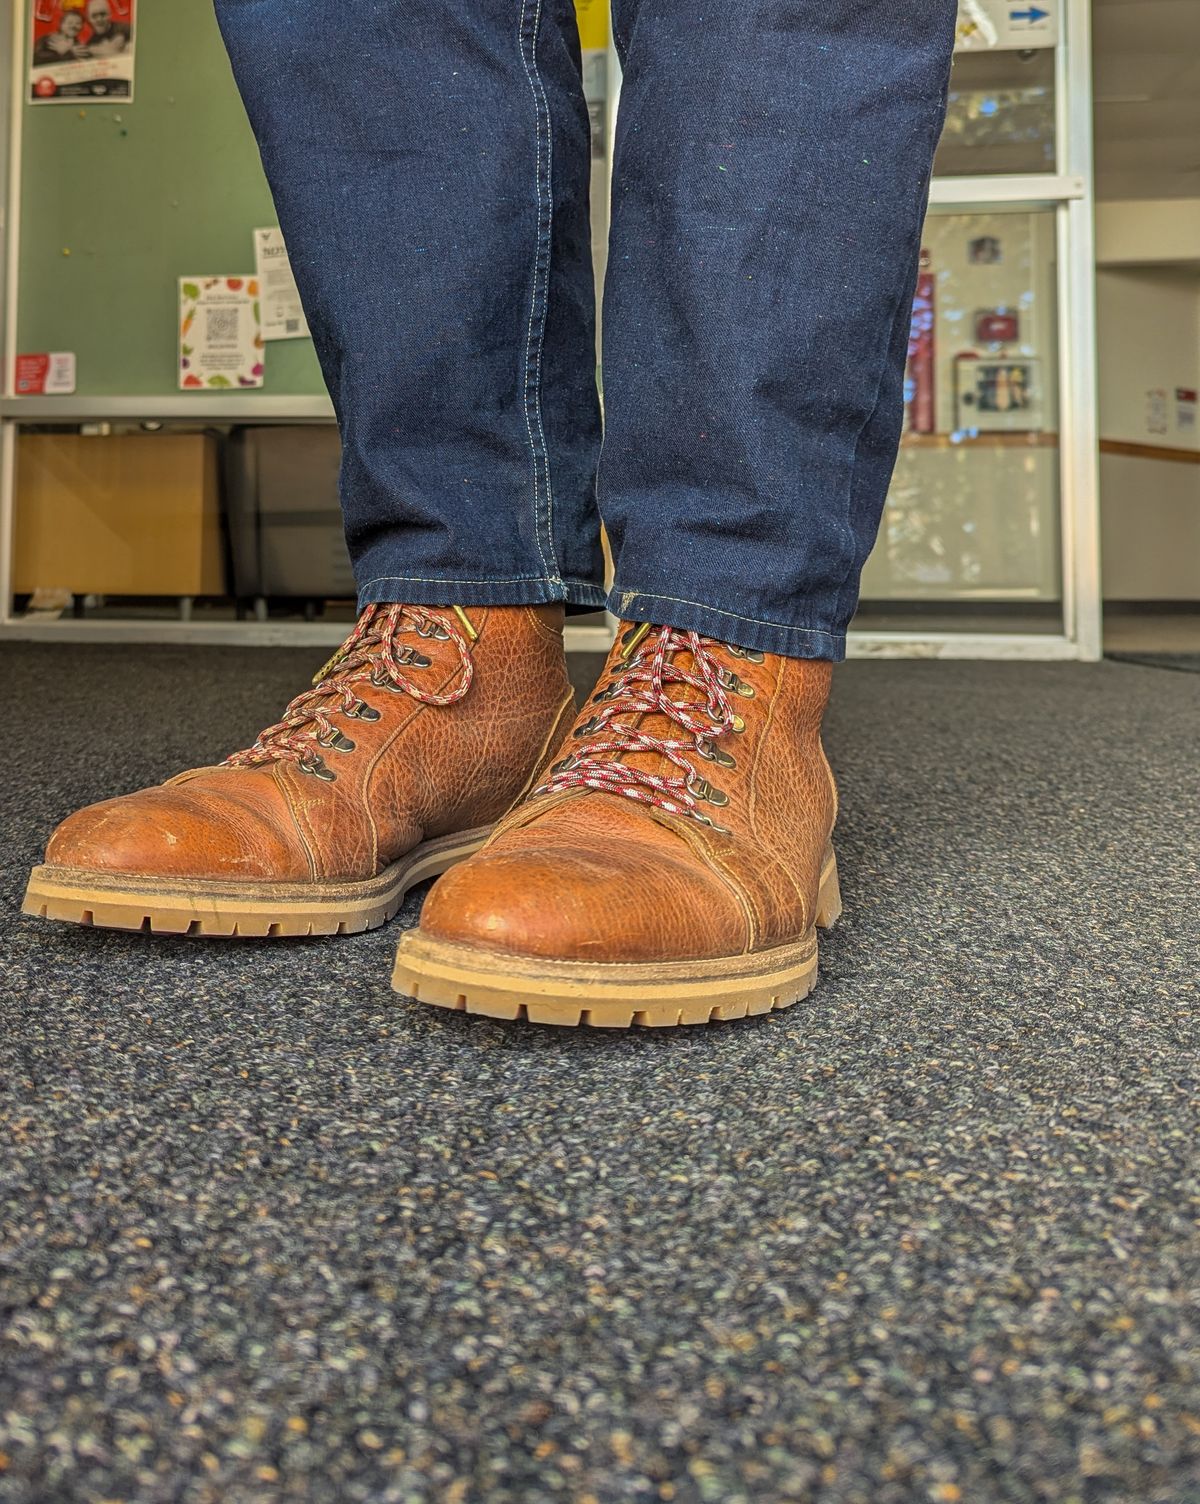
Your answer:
[955,356,1043,433]
[968,234,1003,266]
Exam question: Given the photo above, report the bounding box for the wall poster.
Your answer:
[29,0,136,103]
[179,277,264,391]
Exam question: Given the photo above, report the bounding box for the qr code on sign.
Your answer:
[205,307,241,345]
[285,318,301,334]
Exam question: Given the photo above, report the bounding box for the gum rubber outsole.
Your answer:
[21,826,492,939]
[392,851,843,1029]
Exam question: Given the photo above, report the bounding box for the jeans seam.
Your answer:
[612,588,844,643]
[518,0,562,588]
[358,572,605,590]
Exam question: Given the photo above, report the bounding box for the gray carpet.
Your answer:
[1106,652,1200,675]
[1,643,1197,1504]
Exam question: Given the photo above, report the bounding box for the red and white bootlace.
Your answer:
[534,624,747,830]
[223,603,475,782]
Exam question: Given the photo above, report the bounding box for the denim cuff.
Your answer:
[358,574,608,613]
[607,586,845,662]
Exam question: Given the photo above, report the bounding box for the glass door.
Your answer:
[851,0,1101,658]
[602,0,1101,661]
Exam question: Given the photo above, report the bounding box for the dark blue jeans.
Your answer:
[214,0,956,659]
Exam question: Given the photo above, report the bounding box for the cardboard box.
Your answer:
[13,432,224,597]
[223,426,354,599]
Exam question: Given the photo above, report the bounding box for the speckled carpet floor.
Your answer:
[1106,652,1200,675]
[1,643,1197,1504]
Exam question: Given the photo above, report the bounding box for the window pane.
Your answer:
[935,48,1057,178]
[856,209,1061,634]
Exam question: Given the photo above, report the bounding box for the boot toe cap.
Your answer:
[419,824,748,964]
[43,776,308,884]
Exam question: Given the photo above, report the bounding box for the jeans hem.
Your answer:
[606,587,845,662]
[357,574,608,612]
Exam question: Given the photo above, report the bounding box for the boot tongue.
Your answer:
[309,604,386,688]
[310,602,463,691]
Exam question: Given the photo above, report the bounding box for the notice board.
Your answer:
[15,2,326,398]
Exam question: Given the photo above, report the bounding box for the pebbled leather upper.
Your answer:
[419,625,837,963]
[44,605,576,885]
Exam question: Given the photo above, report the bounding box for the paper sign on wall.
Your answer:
[30,0,136,103]
[179,277,264,391]
[1145,389,1169,436]
[14,352,76,394]
[956,0,1058,52]
[253,227,309,342]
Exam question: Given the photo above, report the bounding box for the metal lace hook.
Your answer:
[620,621,652,662]
[451,605,479,643]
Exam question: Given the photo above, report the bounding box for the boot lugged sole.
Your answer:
[22,826,492,938]
[392,851,843,1029]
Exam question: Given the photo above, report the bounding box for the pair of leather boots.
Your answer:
[24,604,842,1028]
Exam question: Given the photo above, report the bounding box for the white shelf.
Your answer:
[0,394,336,422]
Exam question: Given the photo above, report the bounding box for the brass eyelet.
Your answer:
[716,668,756,699]
[696,740,736,769]
[688,776,729,808]
[317,728,356,754]
[693,811,731,834]
[299,754,336,783]
[344,699,381,722]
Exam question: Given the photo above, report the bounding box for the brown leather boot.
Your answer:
[24,604,576,937]
[393,621,842,1027]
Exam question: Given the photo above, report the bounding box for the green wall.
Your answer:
[18,2,327,398]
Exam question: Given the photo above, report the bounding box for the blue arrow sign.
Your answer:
[1011,6,1050,21]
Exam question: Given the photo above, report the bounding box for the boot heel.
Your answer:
[815,847,842,930]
